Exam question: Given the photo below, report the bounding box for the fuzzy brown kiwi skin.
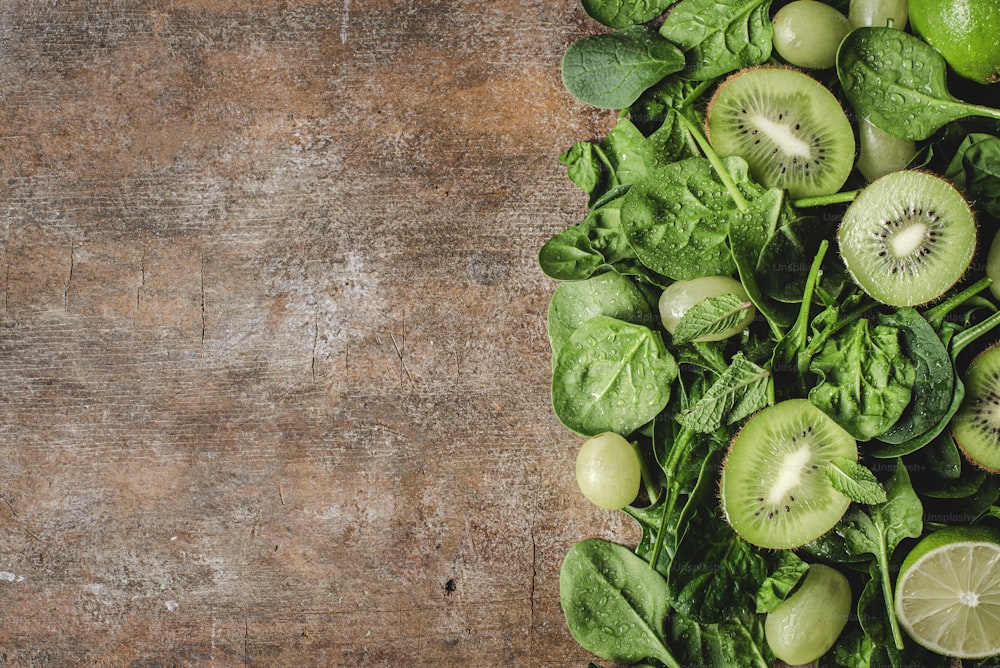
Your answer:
[837,169,979,308]
[951,343,1000,474]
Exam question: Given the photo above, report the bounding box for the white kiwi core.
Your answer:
[752,115,812,159]
[889,222,929,258]
[768,444,811,504]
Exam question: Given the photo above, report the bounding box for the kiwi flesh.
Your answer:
[720,399,857,550]
[705,66,855,199]
[838,170,976,307]
[951,344,1000,473]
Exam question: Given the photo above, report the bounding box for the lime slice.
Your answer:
[895,526,1000,659]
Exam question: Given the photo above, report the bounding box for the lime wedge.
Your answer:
[895,526,1000,659]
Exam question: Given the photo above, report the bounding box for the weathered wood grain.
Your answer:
[0,1,634,666]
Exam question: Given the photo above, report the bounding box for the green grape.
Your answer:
[659,275,755,341]
[855,118,917,181]
[772,0,852,70]
[848,0,908,29]
[575,432,642,510]
[765,564,853,665]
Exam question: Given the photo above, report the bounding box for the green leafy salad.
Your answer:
[539,0,1000,666]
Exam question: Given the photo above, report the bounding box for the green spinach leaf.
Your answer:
[621,157,738,279]
[562,26,685,109]
[539,197,669,286]
[581,0,673,29]
[873,308,954,447]
[837,27,1000,141]
[944,132,1000,219]
[621,156,785,282]
[754,551,809,614]
[552,316,678,436]
[667,607,774,668]
[658,0,773,81]
[808,318,915,441]
[559,538,681,668]
[547,272,654,357]
[560,115,668,207]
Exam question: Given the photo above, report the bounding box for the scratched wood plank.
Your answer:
[0,1,638,666]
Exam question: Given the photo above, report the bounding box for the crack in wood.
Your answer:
[200,255,207,345]
[63,244,74,312]
[136,246,147,311]
[389,306,413,389]
[311,313,319,381]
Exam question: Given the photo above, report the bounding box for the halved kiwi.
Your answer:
[705,66,855,199]
[951,344,1000,473]
[838,170,976,307]
[720,399,857,550]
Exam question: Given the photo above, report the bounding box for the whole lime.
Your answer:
[908,0,1000,84]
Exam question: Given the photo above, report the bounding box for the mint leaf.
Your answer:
[825,457,887,505]
[672,294,753,345]
[562,26,685,109]
[677,353,770,433]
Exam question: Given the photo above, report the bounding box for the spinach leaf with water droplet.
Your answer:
[547,272,654,357]
[658,0,773,81]
[944,132,1000,219]
[807,318,915,442]
[837,27,1000,141]
[562,26,685,109]
[552,316,678,436]
[581,0,674,29]
[559,538,681,668]
[620,156,783,281]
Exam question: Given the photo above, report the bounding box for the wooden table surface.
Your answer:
[0,1,633,665]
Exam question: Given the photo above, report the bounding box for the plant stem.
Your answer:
[678,78,715,110]
[791,189,860,209]
[693,341,729,375]
[879,542,906,650]
[674,110,750,213]
[632,439,660,506]
[924,276,992,330]
[951,307,1000,358]
[648,427,694,572]
[792,240,830,354]
[972,103,1000,123]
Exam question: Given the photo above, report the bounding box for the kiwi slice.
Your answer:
[705,66,855,199]
[720,399,857,550]
[838,170,976,307]
[951,344,1000,473]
